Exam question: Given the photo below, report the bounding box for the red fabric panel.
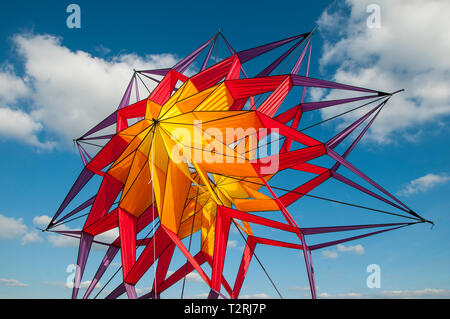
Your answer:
[211,206,232,291]
[225,76,288,100]
[125,227,172,285]
[232,236,256,298]
[280,107,302,153]
[257,76,292,117]
[87,135,129,175]
[149,69,187,105]
[219,206,299,234]
[162,226,212,287]
[290,162,328,175]
[157,252,207,293]
[191,56,235,91]
[256,112,321,147]
[85,173,123,228]
[280,171,331,207]
[119,208,137,278]
[152,243,175,292]
[83,208,118,236]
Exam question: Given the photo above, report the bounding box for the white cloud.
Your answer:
[321,244,365,258]
[33,215,52,228]
[42,280,101,289]
[0,214,27,239]
[0,33,178,149]
[316,0,450,144]
[0,278,28,287]
[21,230,43,245]
[321,250,339,259]
[398,173,450,196]
[337,244,365,255]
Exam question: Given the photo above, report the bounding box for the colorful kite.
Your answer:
[45,30,433,299]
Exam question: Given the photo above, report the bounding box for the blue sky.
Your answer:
[0,0,450,299]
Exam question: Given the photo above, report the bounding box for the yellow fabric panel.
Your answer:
[242,221,253,236]
[177,80,199,101]
[149,160,167,216]
[149,127,170,173]
[217,178,249,199]
[176,84,218,114]
[114,126,152,165]
[145,100,161,120]
[156,82,185,120]
[234,198,279,212]
[201,202,216,256]
[196,161,258,177]
[119,163,154,217]
[160,160,192,233]
[118,119,152,137]
[240,183,272,200]
[194,83,234,111]
[191,161,221,205]
[122,149,148,196]
[107,151,134,184]
[178,212,202,240]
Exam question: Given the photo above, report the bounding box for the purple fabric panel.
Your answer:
[124,283,137,299]
[52,195,95,226]
[49,168,95,227]
[83,246,120,299]
[140,68,171,76]
[291,37,312,75]
[299,232,316,299]
[301,95,377,112]
[219,32,236,55]
[256,37,305,78]
[80,111,117,139]
[106,283,126,299]
[117,74,134,110]
[52,230,82,235]
[201,36,217,71]
[300,43,312,104]
[327,147,412,212]
[173,36,215,73]
[77,143,89,166]
[302,222,408,235]
[300,42,312,104]
[331,107,383,172]
[309,225,406,251]
[134,74,140,102]
[326,102,382,149]
[332,171,408,212]
[238,33,307,63]
[72,232,94,299]
[292,75,380,94]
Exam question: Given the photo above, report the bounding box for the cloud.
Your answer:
[0,33,178,149]
[337,244,364,255]
[42,280,101,289]
[0,214,27,239]
[0,278,28,287]
[398,173,450,196]
[33,215,52,228]
[321,244,365,259]
[316,0,450,144]
[321,250,339,259]
[21,230,43,245]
